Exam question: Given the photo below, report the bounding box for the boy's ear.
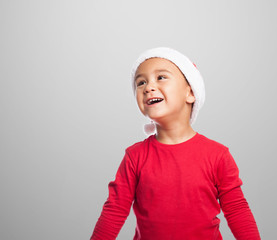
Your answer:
[186,87,195,104]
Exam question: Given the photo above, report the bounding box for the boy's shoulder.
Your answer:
[198,133,228,149]
[197,133,230,157]
[125,135,151,154]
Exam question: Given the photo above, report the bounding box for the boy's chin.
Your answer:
[145,115,164,123]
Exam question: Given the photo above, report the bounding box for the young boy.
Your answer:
[90,47,261,239]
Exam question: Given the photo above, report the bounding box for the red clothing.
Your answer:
[91,132,260,239]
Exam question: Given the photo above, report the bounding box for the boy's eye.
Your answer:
[137,80,146,86]
[157,75,166,80]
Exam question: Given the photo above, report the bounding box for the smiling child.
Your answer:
[90,47,261,239]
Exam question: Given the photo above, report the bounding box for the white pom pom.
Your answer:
[143,121,156,135]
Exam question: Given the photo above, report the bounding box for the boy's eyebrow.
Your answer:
[135,69,172,81]
[134,74,144,82]
[154,69,172,74]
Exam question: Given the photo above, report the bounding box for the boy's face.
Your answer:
[134,58,195,123]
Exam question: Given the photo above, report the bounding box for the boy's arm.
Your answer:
[90,150,137,240]
[216,148,261,240]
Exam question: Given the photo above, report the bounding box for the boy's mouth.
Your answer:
[146,98,164,105]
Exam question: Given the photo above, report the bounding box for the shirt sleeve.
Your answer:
[90,149,137,240]
[216,148,261,240]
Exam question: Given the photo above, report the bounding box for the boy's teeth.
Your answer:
[147,98,163,105]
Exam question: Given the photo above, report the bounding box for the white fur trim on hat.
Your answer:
[130,47,205,126]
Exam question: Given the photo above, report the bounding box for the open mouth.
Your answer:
[146,98,164,105]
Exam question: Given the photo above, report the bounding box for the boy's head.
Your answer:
[130,47,205,131]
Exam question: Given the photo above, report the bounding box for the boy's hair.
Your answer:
[130,47,206,126]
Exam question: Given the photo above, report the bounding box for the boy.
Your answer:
[90,47,261,239]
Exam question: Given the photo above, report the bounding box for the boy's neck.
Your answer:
[155,122,196,145]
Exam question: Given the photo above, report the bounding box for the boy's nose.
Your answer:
[144,82,156,93]
[144,88,155,93]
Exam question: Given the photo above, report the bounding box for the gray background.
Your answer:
[1,0,276,239]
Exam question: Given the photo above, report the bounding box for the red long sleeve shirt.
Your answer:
[91,132,260,239]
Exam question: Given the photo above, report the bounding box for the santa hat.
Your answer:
[130,47,205,135]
